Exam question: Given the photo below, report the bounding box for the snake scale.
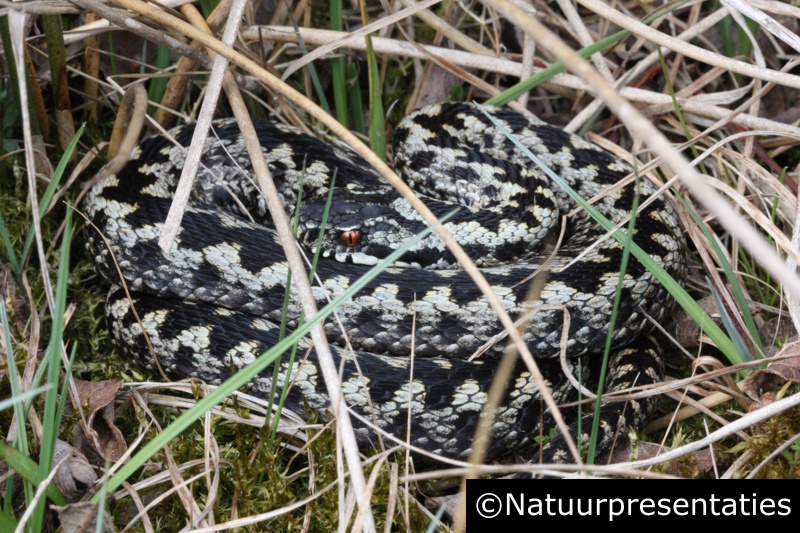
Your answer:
[84,102,685,464]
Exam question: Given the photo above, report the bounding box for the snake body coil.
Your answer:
[85,103,685,463]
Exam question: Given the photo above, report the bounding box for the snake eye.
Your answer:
[340,230,362,247]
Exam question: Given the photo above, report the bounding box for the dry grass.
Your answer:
[3,0,800,531]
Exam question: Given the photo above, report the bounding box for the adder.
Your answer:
[84,102,685,464]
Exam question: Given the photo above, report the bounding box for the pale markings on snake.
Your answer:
[226,341,260,367]
[85,102,685,465]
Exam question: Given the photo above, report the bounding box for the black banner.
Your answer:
[465,478,798,532]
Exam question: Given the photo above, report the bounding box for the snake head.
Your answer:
[296,191,451,267]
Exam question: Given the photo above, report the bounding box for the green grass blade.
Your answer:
[287,14,331,115]
[0,79,7,183]
[0,302,31,528]
[0,14,40,141]
[94,459,111,533]
[347,63,365,135]
[707,278,751,364]
[679,196,764,361]
[147,45,172,115]
[587,176,640,464]
[737,16,761,59]
[270,171,338,444]
[54,344,78,438]
[656,47,708,176]
[359,2,385,160]
[43,14,72,153]
[0,511,16,531]
[485,30,627,106]
[485,0,691,107]
[265,171,310,433]
[1,299,39,463]
[308,172,337,280]
[425,503,447,533]
[91,209,456,500]
[32,208,72,531]
[267,168,336,443]
[0,385,51,413]
[0,213,20,282]
[199,0,219,17]
[20,123,85,271]
[0,16,23,130]
[0,441,66,506]
[365,34,385,160]
[720,14,734,58]
[107,32,117,77]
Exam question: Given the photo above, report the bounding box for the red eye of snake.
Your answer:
[340,230,362,247]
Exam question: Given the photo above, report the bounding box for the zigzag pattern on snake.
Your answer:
[84,102,685,463]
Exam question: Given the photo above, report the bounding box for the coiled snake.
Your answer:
[84,103,685,464]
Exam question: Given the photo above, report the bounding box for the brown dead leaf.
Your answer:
[73,378,127,462]
[742,340,800,406]
[766,344,800,383]
[742,370,782,406]
[749,391,777,412]
[54,502,116,533]
[758,315,795,350]
[53,440,97,502]
[672,291,762,353]
[673,294,719,347]
[680,447,717,475]
[425,493,461,522]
